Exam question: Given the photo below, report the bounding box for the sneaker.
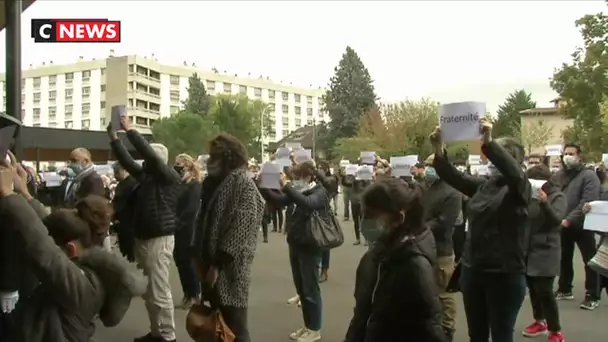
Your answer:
[289,327,307,340]
[297,299,302,307]
[522,321,547,337]
[353,240,361,246]
[134,333,161,342]
[548,331,565,342]
[287,295,300,305]
[580,296,600,310]
[555,291,574,300]
[297,329,321,342]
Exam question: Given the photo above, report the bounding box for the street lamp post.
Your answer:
[5,0,22,158]
[312,118,316,160]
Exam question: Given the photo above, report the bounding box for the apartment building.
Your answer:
[0,52,327,141]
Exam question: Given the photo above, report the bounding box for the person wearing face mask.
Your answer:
[0,155,147,342]
[421,154,461,342]
[555,144,601,310]
[344,179,445,342]
[62,148,106,208]
[172,154,203,310]
[106,117,181,342]
[262,161,329,342]
[430,117,531,342]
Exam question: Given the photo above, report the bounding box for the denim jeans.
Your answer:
[289,245,322,331]
[321,250,330,270]
[460,266,526,342]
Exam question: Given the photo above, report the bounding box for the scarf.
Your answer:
[65,164,96,204]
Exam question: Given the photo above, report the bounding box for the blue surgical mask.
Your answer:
[424,167,438,182]
[487,163,501,177]
[69,163,82,174]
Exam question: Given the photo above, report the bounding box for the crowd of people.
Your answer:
[0,113,606,342]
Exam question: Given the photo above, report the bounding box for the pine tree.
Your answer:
[183,73,211,116]
[493,89,536,138]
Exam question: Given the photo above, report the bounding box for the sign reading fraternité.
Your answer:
[439,101,486,142]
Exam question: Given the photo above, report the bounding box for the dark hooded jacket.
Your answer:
[0,194,147,342]
[344,228,445,342]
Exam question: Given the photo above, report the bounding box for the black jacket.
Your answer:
[110,130,181,239]
[264,182,329,248]
[112,175,139,227]
[0,195,146,342]
[175,180,202,251]
[434,141,532,273]
[422,179,461,257]
[525,185,567,277]
[344,228,445,342]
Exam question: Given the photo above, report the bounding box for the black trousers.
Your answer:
[558,229,600,299]
[351,202,362,241]
[221,306,250,342]
[0,313,15,341]
[526,276,561,332]
[174,230,200,299]
[271,208,283,232]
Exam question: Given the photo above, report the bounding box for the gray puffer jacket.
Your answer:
[0,195,147,342]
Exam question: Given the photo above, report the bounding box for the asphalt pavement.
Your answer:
[94,195,608,342]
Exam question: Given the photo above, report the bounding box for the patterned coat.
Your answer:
[196,168,265,308]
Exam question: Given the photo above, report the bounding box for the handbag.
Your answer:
[186,281,235,342]
[589,236,608,278]
[305,194,345,250]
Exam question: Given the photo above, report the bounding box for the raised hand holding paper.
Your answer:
[545,144,563,156]
[360,152,376,165]
[111,105,127,133]
[294,149,312,164]
[390,155,418,177]
[345,164,358,175]
[439,101,486,142]
[356,165,373,181]
[259,162,281,189]
[583,201,608,233]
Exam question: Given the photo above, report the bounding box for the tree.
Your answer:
[551,12,608,158]
[152,113,218,160]
[208,94,272,161]
[183,73,211,116]
[322,46,377,157]
[333,136,384,161]
[519,119,554,155]
[493,90,536,137]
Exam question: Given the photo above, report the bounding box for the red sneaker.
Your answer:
[522,321,548,337]
[548,331,565,342]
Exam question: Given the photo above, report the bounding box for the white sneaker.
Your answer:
[297,329,321,342]
[289,327,307,340]
[297,299,302,307]
[287,295,300,305]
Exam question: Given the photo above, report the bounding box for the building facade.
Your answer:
[519,98,573,155]
[0,52,327,142]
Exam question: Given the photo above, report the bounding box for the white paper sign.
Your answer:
[276,147,290,159]
[294,149,312,164]
[345,164,358,175]
[259,162,281,189]
[545,145,563,156]
[468,155,481,166]
[439,101,486,142]
[285,142,302,149]
[356,165,373,180]
[339,159,350,167]
[277,158,291,170]
[602,153,608,168]
[360,152,376,165]
[470,165,488,176]
[584,201,608,233]
[529,179,547,199]
[41,172,62,187]
[390,155,418,177]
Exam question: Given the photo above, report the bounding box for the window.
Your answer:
[82,70,91,80]
[33,77,41,87]
[135,117,147,125]
[170,75,179,85]
[82,103,90,115]
[100,84,106,92]
[33,123,41,127]
[100,118,106,127]
[49,75,57,85]
[282,129,289,137]
[239,85,247,94]
[170,106,180,115]
[100,101,106,109]
[49,90,56,100]
[268,90,275,99]
[295,106,301,115]
[65,121,73,129]
[282,92,288,101]
[223,83,232,93]
[82,86,91,95]
[128,64,134,73]
[207,80,215,90]
[48,106,56,118]
[33,92,41,102]
[65,72,74,83]
[294,94,301,102]
[307,96,312,105]
[254,88,262,97]
[170,90,180,101]
[307,108,313,115]
[81,119,90,130]
[33,108,41,118]
[295,118,302,127]
[65,89,73,98]
[65,105,73,114]
[48,122,57,128]
[282,104,288,113]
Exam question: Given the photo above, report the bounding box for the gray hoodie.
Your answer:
[557,165,600,228]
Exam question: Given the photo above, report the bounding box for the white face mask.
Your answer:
[562,155,578,167]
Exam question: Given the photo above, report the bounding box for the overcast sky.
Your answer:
[0,1,605,112]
